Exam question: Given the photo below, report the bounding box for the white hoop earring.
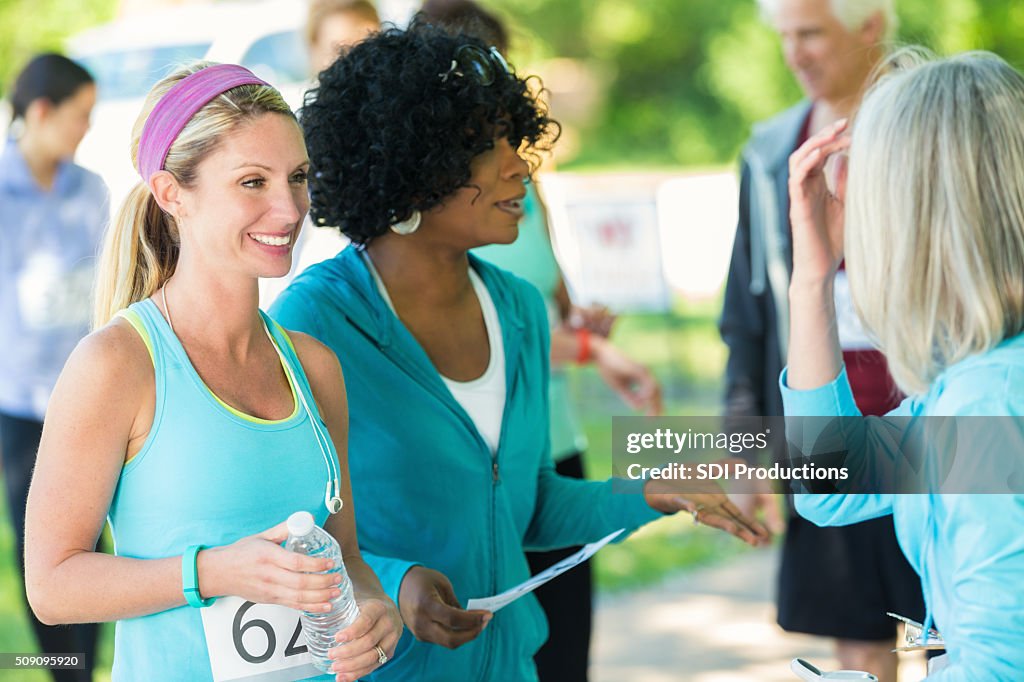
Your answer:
[390,210,421,235]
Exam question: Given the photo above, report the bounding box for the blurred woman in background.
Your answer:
[307,0,382,75]
[0,53,106,682]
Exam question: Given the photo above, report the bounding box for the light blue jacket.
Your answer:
[270,246,661,681]
[0,138,108,420]
[781,333,1024,680]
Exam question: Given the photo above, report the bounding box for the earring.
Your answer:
[390,210,421,235]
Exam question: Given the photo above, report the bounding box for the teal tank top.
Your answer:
[107,299,334,681]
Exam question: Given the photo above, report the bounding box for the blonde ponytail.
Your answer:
[92,183,179,328]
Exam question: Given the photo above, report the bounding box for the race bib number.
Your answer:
[200,597,323,681]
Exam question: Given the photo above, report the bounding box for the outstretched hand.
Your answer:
[730,477,786,536]
[643,473,772,547]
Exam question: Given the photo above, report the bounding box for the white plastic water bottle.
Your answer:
[285,511,360,674]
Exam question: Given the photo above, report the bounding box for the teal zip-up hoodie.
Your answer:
[270,246,661,681]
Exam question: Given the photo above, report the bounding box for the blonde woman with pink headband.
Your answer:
[22,62,401,681]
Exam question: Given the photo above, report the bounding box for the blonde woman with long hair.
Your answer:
[23,62,401,681]
[784,49,1024,678]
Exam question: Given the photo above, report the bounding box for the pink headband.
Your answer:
[137,64,270,183]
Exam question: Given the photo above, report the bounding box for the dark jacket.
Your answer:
[721,101,811,424]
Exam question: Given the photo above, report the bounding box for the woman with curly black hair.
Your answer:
[270,22,769,681]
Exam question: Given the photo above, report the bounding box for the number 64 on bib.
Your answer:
[201,596,326,681]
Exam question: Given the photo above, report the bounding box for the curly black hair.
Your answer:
[300,21,557,244]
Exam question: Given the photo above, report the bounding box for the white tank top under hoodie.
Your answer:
[362,252,506,453]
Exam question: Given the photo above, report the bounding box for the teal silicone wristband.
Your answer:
[182,545,215,608]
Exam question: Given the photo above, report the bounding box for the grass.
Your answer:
[0,295,743,674]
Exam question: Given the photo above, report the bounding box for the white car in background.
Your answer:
[69,0,311,209]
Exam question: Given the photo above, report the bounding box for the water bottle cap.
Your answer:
[287,511,315,537]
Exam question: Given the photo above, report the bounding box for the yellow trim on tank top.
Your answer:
[116,308,301,426]
[117,309,155,363]
[116,309,153,466]
[208,372,300,424]
[270,319,301,357]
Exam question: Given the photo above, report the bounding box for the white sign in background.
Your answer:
[563,200,669,312]
[655,174,739,299]
[540,172,739,312]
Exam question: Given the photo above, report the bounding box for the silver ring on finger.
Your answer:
[375,645,388,665]
[691,504,705,525]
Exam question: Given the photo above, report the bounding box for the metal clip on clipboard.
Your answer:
[887,612,946,652]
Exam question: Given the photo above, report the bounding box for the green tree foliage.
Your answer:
[491,0,1024,168]
[0,0,116,100]
[5,0,1023,167]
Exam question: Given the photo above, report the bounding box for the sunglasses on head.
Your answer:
[439,45,511,86]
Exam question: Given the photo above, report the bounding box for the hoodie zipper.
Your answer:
[479,380,519,680]
[347,251,525,679]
